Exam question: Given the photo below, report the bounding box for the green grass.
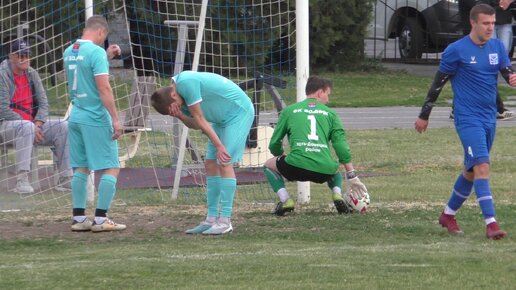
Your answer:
[1,127,516,289]
[239,69,516,108]
[43,67,516,117]
[1,206,515,290]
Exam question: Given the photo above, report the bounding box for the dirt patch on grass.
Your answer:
[0,205,200,241]
[2,201,488,241]
[0,204,276,241]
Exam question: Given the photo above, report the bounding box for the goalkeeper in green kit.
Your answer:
[263,76,368,215]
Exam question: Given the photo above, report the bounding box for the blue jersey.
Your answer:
[63,39,111,126]
[174,71,252,126]
[439,36,510,124]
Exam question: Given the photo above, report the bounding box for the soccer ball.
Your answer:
[345,191,370,213]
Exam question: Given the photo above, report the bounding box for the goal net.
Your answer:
[0,0,298,212]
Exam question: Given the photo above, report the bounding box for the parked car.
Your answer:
[367,0,464,59]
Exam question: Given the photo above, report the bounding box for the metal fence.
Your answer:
[365,0,466,63]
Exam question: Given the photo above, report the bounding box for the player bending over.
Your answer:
[263,76,369,216]
[151,71,254,235]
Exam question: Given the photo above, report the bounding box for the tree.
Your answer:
[309,0,375,71]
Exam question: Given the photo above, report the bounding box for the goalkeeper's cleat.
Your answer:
[332,193,353,214]
[91,218,127,232]
[71,218,92,232]
[274,198,295,216]
[202,221,233,235]
[185,221,215,234]
[438,212,463,235]
[486,222,506,240]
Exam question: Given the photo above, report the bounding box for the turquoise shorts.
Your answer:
[68,122,120,170]
[205,103,255,163]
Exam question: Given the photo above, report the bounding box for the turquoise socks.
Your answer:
[96,174,117,211]
[207,176,221,217]
[220,178,237,218]
[71,171,89,209]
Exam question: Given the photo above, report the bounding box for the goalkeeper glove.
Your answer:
[347,176,368,199]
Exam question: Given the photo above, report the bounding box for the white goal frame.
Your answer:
[163,0,311,203]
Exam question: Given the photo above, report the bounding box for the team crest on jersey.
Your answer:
[307,102,316,108]
[72,43,80,54]
[489,53,498,65]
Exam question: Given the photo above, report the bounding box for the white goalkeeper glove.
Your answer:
[347,176,368,199]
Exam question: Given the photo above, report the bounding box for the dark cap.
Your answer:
[10,39,31,55]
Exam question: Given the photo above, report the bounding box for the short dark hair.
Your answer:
[470,3,495,21]
[305,76,333,95]
[151,86,174,115]
[85,15,109,33]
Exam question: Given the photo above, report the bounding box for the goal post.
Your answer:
[169,0,209,200]
[295,0,310,205]
[155,0,301,204]
[0,0,307,211]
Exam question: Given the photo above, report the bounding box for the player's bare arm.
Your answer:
[415,71,450,133]
[188,103,231,164]
[96,74,122,139]
[169,102,199,129]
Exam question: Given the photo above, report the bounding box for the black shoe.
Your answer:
[333,199,353,214]
[274,199,295,216]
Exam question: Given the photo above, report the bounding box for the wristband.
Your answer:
[346,170,357,179]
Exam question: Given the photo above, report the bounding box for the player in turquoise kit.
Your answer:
[263,76,368,215]
[63,15,126,232]
[415,4,516,239]
[151,71,254,235]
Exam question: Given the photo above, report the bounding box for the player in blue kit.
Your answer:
[151,71,255,235]
[415,4,516,240]
[63,15,126,232]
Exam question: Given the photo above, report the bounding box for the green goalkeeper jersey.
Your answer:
[268,98,352,175]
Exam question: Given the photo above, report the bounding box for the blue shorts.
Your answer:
[68,122,120,170]
[456,123,495,171]
[205,103,255,163]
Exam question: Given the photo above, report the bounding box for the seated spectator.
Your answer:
[0,39,72,193]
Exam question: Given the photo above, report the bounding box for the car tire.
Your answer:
[399,17,424,59]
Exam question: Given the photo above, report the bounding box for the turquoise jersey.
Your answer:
[174,71,251,126]
[63,39,111,126]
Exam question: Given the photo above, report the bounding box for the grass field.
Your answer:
[1,127,515,289]
[43,68,516,116]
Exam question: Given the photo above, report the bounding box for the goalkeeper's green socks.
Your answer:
[327,172,343,193]
[263,166,290,202]
[263,166,285,192]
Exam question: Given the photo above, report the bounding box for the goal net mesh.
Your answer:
[0,0,300,212]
